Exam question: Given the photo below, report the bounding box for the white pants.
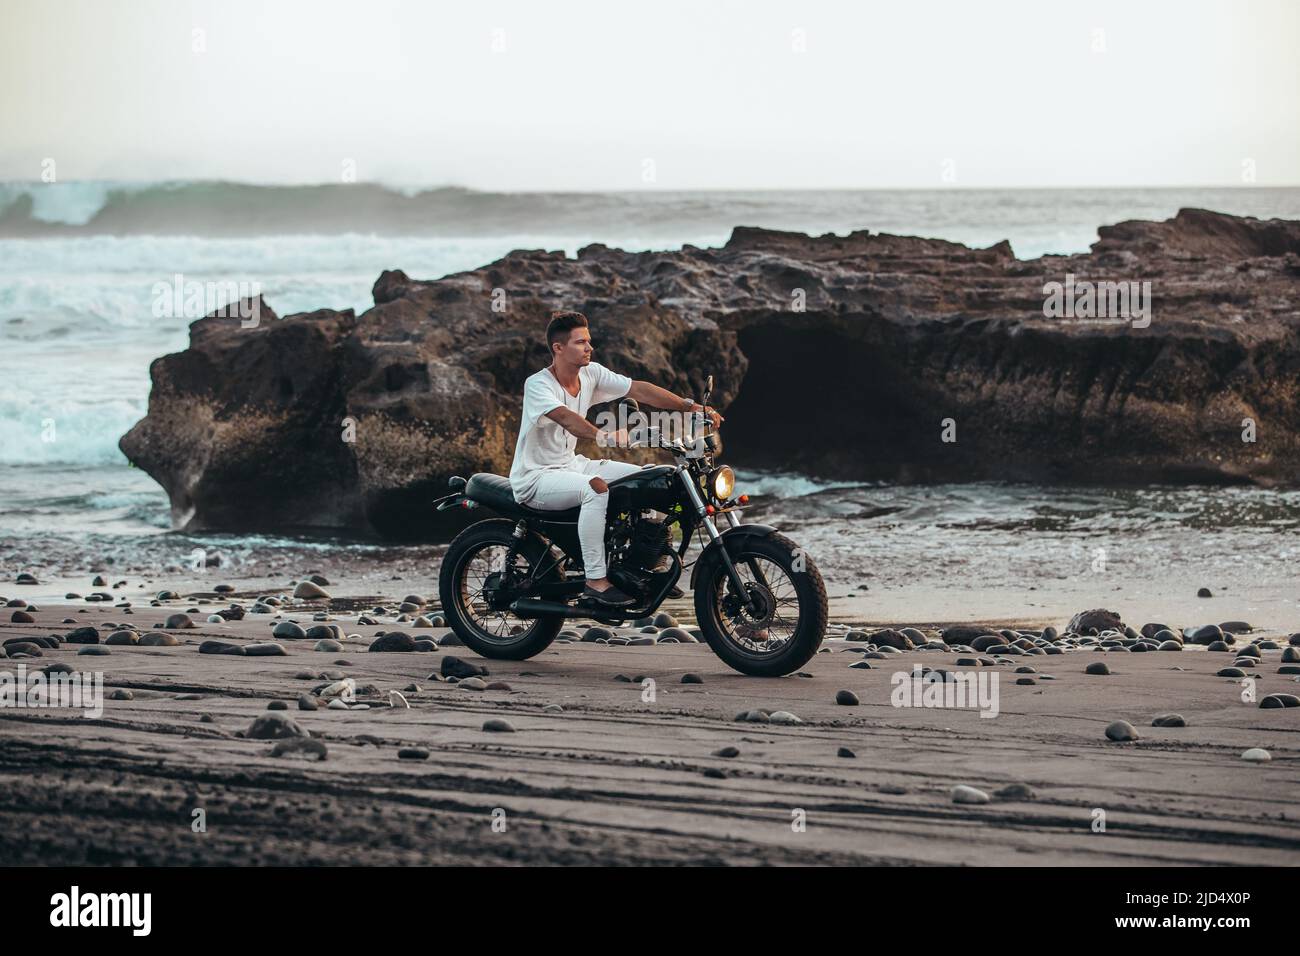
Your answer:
[524,458,642,579]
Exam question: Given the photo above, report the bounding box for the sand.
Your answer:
[1,587,1298,866]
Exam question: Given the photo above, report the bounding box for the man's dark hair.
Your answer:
[546,310,588,353]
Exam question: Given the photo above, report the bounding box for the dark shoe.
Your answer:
[582,583,636,608]
[667,585,685,599]
[647,553,674,574]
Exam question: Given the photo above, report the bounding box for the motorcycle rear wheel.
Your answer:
[438,520,565,660]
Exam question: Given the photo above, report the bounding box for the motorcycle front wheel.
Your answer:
[694,531,828,676]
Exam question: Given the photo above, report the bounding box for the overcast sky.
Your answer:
[1,0,1296,189]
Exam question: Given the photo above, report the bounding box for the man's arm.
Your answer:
[544,406,625,446]
[627,380,724,427]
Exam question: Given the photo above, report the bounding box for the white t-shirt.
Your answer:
[509,361,633,503]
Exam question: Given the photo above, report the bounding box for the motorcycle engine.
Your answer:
[608,513,672,583]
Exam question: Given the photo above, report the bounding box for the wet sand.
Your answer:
[1,588,1298,866]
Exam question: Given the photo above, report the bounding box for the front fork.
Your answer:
[679,466,768,611]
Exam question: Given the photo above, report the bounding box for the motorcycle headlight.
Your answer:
[710,465,735,501]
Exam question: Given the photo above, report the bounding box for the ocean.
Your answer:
[2,182,1300,597]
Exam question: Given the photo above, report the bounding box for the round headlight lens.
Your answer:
[711,465,735,501]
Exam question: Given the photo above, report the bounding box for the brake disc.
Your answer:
[723,581,776,630]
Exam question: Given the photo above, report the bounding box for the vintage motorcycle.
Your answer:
[434,376,827,676]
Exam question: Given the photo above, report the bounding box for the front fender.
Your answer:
[688,524,779,590]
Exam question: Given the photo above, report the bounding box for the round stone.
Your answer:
[1105,720,1138,741]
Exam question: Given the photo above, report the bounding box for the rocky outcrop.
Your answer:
[120,208,1300,537]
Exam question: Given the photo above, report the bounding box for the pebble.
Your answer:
[837,747,856,758]
[1151,713,1187,727]
[272,621,307,640]
[314,639,343,652]
[681,673,704,684]
[327,698,350,710]
[652,612,677,628]
[659,627,697,643]
[736,709,771,723]
[292,581,331,600]
[104,630,139,646]
[1105,720,1138,741]
[482,718,516,733]
[1158,640,1182,651]
[316,677,355,698]
[136,632,178,647]
[848,660,872,669]
[1184,624,1224,645]
[245,642,287,657]
[869,628,913,650]
[163,613,195,629]
[993,783,1036,801]
[1241,748,1271,762]
[768,711,803,725]
[65,627,99,644]
[398,747,430,760]
[297,694,318,711]
[543,703,564,714]
[951,785,990,805]
[835,690,859,706]
[441,656,488,679]
[77,646,110,656]
[198,640,245,655]
[1084,662,1111,675]
[713,746,739,758]
[1260,694,1300,709]
[267,700,288,710]
[458,677,487,691]
[369,632,416,652]
[1197,587,1212,598]
[246,712,306,739]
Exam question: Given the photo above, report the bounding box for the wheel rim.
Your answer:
[456,542,539,644]
[710,554,802,656]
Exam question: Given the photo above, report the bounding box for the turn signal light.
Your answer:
[738,494,749,505]
[705,504,715,514]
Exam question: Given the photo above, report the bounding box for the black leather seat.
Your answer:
[465,473,581,521]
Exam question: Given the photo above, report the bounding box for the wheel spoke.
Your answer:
[457,542,536,644]
[711,551,803,655]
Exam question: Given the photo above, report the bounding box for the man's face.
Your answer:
[554,327,593,365]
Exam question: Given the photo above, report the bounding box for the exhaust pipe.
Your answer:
[510,598,590,619]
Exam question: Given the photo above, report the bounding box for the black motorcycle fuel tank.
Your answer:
[606,464,681,514]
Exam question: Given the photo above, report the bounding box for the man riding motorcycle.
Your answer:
[509,310,723,609]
